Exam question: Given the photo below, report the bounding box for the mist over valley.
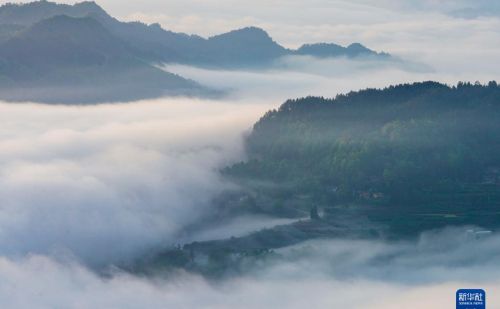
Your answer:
[0,1,499,308]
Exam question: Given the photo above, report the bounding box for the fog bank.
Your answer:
[0,98,270,266]
[1,228,498,309]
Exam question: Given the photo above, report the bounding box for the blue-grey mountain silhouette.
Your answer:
[0,1,393,103]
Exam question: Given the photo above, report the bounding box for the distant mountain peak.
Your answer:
[347,42,365,48]
[0,7,203,103]
[73,1,107,13]
[346,42,371,52]
[0,0,110,26]
[204,26,287,65]
[209,26,273,42]
[234,26,269,34]
[74,0,100,7]
[2,14,127,66]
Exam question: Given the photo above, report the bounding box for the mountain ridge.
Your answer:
[0,1,391,65]
[0,14,204,104]
[0,1,394,103]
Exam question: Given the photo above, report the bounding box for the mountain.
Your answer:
[223,81,500,233]
[0,1,391,66]
[0,1,202,62]
[0,15,130,73]
[200,27,288,67]
[0,1,393,103]
[132,82,500,278]
[0,1,105,25]
[0,15,202,103]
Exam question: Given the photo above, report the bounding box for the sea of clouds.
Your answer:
[1,1,500,305]
[0,63,498,307]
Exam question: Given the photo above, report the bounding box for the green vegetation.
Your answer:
[135,83,500,276]
[224,82,500,220]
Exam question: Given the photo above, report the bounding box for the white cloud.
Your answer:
[162,52,497,104]
[1,228,499,309]
[0,98,270,266]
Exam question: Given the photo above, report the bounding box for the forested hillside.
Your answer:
[225,82,500,218]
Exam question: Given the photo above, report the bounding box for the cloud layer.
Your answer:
[0,98,270,266]
[1,228,498,309]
